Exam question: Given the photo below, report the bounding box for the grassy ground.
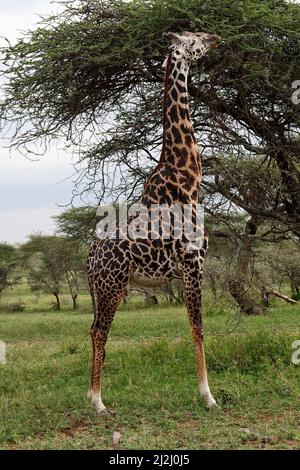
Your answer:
[0,288,300,450]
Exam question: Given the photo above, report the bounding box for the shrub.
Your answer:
[0,301,25,313]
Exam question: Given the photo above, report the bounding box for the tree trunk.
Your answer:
[164,283,175,304]
[229,234,265,315]
[290,278,299,297]
[261,288,270,307]
[145,293,158,305]
[72,294,78,310]
[175,282,185,304]
[54,293,60,311]
[66,272,79,311]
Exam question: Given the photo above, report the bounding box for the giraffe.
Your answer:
[87,31,221,414]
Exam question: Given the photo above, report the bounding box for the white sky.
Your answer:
[0,0,76,244]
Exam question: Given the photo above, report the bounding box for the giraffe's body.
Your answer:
[87,31,220,413]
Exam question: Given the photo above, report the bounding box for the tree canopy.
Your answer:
[22,234,87,310]
[1,0,299,237]
[0,243,20,295]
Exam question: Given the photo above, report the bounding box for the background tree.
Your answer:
[256,240,300,300]
[22,235,74,310]
[0,243,20,296]
[53,206,98,246]
[60,239,88,310]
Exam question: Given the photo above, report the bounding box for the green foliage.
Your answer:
[53,206,98,245]
[1,0,299,140]
[22,235,66,291]
[21,234,87,310]
[0,243,20,295]
[207,330,293,373]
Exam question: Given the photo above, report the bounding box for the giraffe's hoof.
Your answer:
[206,399,219,410]
[87,391,109,415]
[202,393,218,409]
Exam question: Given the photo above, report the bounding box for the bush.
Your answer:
[0,301,25,313]
[206,331,294,373]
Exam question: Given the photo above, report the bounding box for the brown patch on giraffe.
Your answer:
[171,88,178,101]
[180,123,191,134]
[166,181,179,198]
[165,118,171,129]
[173,146,187,158]
[169,105,179,123]
[166,150,175,165]
[189,154,200,173]
[171,125,182,144]
[185,135,193,147]
[179,106,187,120]
[179,175,194,192]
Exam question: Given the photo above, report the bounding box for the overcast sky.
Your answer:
[0,0,76,244]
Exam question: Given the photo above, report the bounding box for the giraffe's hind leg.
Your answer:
[183,260,217,409]
[88,307,113,415]
[88,277,129,414]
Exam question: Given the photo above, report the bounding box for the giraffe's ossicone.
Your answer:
[87,31,221,414]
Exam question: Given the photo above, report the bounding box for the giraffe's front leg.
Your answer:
[191,324,217,408]
[183,264,217,409]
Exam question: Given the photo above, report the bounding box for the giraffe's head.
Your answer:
[163,31,220,64]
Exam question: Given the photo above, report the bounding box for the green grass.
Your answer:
[0,289,300,450]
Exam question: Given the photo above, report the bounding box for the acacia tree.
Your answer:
[22,235,68,310]
[1,0,299,215]
[0,244,20,296]
[22,234,87,310]
[258,241,300,298]
[53,206,99,245]
[60,239,87,310]
[1,0,299,311]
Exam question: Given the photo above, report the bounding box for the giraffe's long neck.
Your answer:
[142,52,201,207]
[161,53,201,180]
